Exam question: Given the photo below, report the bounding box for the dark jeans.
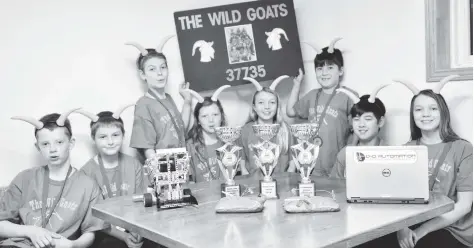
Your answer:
[91,232,128,248]
[356,228,468,248]
[91,231,167,248]
[142,239,167,248]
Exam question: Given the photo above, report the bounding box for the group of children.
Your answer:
[0,35,471,248]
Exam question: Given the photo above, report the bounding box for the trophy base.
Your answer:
[298,181,316,197]
[220,183,242,198]
[259,179,279,199]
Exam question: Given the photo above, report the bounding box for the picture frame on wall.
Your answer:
[425,0,473,82]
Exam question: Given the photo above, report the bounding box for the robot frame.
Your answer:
[141,147,198,209]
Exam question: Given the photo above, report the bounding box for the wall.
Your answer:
[0,0,472,186]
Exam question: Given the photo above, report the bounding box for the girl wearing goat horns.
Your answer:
[240,76,293,175]
[361,75,473,248]
[287,37,359,177]
[183,85,242,182]
[125,36,193,162]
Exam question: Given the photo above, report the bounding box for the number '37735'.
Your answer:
[226,65,266,82]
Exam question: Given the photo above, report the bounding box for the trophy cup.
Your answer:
[215,126,244,197]
[290,124,320,197]
[252,124,281,199]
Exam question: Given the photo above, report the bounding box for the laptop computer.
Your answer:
[346,146,429,204]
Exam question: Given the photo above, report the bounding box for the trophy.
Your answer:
[252,124,281,199]
[215,126,244,197]
[290,124,320,197]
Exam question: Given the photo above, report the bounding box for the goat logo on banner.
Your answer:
[192,40,215,62]
[265,28,288,51]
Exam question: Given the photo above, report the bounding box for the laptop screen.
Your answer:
[345,146,429,203]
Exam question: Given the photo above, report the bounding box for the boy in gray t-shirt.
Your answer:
[1,112,107,248]
[77,109,146,248]
[330,87,390,179]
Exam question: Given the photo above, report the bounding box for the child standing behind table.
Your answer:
[127,37,192,162]
[240,76,293,175]
[287,38,359,176]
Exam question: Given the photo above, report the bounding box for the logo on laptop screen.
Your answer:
[356,152,366,162]
[353,150,417,164]
[382,169,391,177]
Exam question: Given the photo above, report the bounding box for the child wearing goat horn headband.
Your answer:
[183,85,247,182]
[287,37,359,177]
[2,108,107,248]
[126,36,193,162]
[330,83,391,179]
[240,76,294,175]
[76,104,147,248]
[361,75,473,248]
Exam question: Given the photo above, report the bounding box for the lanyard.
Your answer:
[196,142,221,181]
[203,145,216,180]
[41,165,73,228]
[416,139,452,191]
[314,88,339,134]
[97,154,123,198]
[147,90,185,147]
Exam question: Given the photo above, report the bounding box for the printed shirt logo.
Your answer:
[28,197,78,229]
[197,157,219,181]
[160,115,179,140]
[428,159,452,173]
[309,105,338,125]
[428,158,453,193]
[101,183,130,197]
[32,210,63,229]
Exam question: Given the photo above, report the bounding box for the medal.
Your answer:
[259,149,275,164]
[298,150,313,164]
[314,136,323,147]
[223,152,237,167]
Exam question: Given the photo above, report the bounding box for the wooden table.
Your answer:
[92,172,454,248]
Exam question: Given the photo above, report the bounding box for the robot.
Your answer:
[138,148,198,209]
